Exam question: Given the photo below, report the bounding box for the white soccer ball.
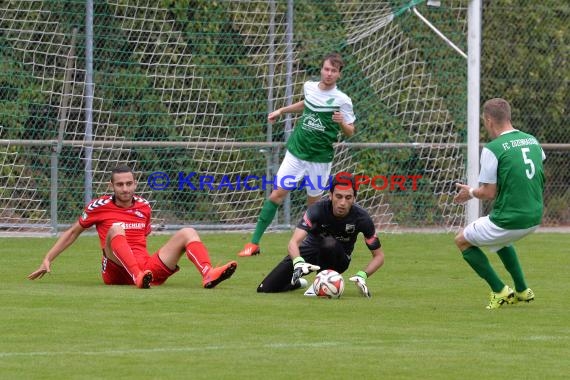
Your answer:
[312,269,345,299]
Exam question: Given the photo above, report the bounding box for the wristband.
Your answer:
[293,257,305,266]
[468,187,475,199]
[356,270,368,280]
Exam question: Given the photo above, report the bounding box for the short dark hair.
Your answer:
[330,172,357,197]
[110,165,133,182]
[483,98,511,123]
[322,52,345,72]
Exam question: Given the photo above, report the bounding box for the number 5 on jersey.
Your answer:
[521,147,535,179]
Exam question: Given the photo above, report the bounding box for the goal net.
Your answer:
[0,0,469,233]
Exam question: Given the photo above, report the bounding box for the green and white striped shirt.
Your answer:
[287,81,355,163]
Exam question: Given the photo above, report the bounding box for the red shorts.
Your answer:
[101,251,179,286]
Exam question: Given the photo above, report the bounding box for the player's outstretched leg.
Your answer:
[158,228,237,288]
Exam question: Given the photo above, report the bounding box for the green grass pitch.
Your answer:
[1,232,568,379]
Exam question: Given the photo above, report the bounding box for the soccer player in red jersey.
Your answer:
[28,165,237,289]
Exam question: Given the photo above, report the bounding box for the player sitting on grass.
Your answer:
[28,165,237,289]
[256,173,385,297]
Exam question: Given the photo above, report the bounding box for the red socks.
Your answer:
[110,234,141,281]
[110,236,213,281]
[186,241,212,276]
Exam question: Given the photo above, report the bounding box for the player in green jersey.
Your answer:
[454,98,545,309]
[238,52,356,257]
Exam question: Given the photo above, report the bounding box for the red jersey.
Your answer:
[78,194,152,256]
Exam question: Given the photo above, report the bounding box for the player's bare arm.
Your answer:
[287,227,308,260]
[474,183,497,200]
[268,100,305,123]
[363,247,385,277]
[27,221,86,280]
[454,183,497,204]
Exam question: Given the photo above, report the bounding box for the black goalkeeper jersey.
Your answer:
[296,197,380,255]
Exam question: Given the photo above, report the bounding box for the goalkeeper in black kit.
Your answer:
[257,174,385,297]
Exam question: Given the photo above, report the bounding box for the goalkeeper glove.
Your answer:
[349,270,371,298]
[291,257,320,285]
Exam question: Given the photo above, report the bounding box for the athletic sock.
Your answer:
[110,234,141,281]
[497,245,528,292]
[251,199,279,244]
[186,241,212,276]
[462,246,505,293]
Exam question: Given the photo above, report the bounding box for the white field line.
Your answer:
[1,336,566,358]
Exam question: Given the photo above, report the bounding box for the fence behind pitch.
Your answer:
[0,1,568,233]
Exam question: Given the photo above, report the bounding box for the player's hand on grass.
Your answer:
[27,260,51,280]
[349,271,371,298]
[291,257,320,285]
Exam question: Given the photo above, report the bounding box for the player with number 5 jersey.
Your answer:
[480,129,544,229]
[453,98,545,310]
